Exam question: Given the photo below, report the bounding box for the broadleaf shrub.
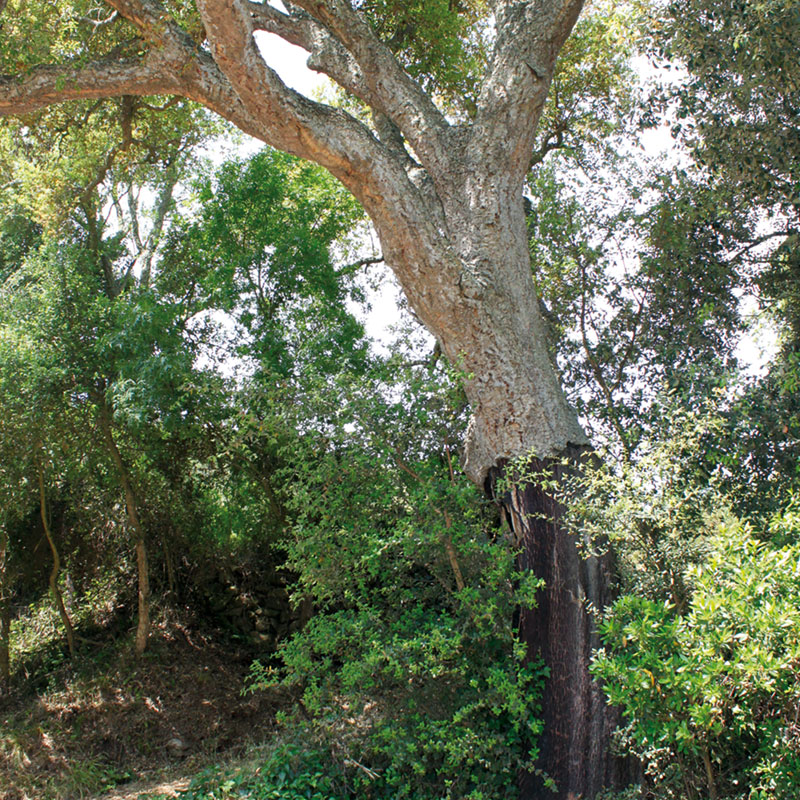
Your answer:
[244,358,547,799]
[592,517,800,799]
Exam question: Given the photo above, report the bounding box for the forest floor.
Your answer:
[0,609,287,800]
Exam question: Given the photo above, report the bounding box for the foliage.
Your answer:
[564,399,728,604]
[593,518,800,799]
[709,356,800,521]
[652,0,800,215]
[1,1,799,796]
[175,744,347,800]
[160,147,366,382]
[529,149,744,455]
[620,0,800,522]
[566,403,800,799]
[533,0,639,166]
[357,0,490,115]
[244,353,546,799]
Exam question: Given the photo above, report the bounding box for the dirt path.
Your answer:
[1,618,284,800]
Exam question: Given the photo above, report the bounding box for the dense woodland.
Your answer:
[0,0,799,798]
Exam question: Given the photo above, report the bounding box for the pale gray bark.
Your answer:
[0,0,588,484]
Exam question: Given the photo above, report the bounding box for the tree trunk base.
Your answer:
[488,446,635,799]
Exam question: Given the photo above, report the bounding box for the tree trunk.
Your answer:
[97,398,151,656]
[38,467,76,659]
[488,447,632,800]
[367,183,631,797]
[0,527,11,694]
[0,599,9,695]
[133,536,150,656]
[162,532,177,599]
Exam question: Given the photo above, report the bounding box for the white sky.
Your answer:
[255,32,329,97]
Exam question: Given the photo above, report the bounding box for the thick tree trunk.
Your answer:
[369,181,631,797]
[97,398,151,656]
[488,447,631,799]
[38,467,76,659]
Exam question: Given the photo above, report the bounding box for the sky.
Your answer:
[254,31,329,97]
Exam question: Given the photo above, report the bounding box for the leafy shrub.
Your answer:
[177,744,343,800]
[245,358,546,799]
[592,519,800,799]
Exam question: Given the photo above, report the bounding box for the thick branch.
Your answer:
[471,0,584,180]
[194,0,429,215]
[0,57,176,116]
[287,0,453,172]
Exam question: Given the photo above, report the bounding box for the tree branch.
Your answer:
[471,0,584,179]
[194,0,428,218]
[0,57,177,116]
[287,0,453,172]
[103,0,184,46]
[335,255,384,278]
[0,0,455,305]
[137,161,178,287]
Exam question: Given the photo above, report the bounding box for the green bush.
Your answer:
[177,744,343,799]
[243,359,546,799]
[592,518,800,799]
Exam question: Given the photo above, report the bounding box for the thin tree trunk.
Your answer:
[162,532,177,599]
[38,467,76,659]
[133,537,150,656]
[0,600,9,695]
[488,446,633,799]
[702,748,718,800]
[97,399,150,656]
[0,527,11,694]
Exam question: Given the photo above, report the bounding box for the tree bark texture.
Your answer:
[489,447,632,800]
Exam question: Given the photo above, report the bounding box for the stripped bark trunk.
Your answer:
[97,398,150,656]
[38,467,76,659]
[489,447,631,799]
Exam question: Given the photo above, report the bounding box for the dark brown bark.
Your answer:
[38,467,76,659]
[488,446,633,800]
